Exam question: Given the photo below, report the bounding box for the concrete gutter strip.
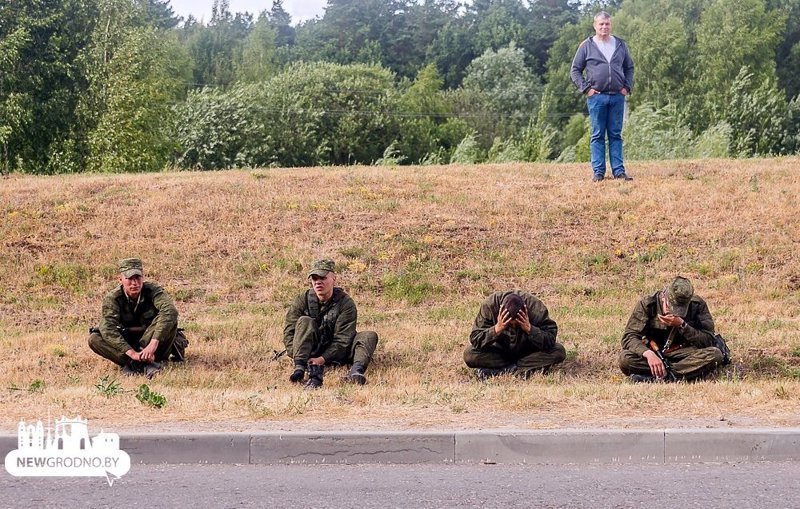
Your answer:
[1,429,799,465]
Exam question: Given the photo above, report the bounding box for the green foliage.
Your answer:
[4,0,800,173]
[29,379,45,393]
[723,69,796,156]
[693,122,732,158]
[450,132,482,164]
[235,12,279,83]
[95,376,122,397]
[86,21,188,172]
[623,103,695,160]
[174,85,262,170]
[487,138,524,163]
[0,0,95,174]
[35,263,91,292]
[373,141,407,166]
[462,43,541,139]
[136,383,167,408]
[222,61,401,168]
[691,0,785,130]
[382,266,440,305]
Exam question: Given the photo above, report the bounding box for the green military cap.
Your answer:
[118,258,143,278]
[667,276,694,317]
[308,259,335,278]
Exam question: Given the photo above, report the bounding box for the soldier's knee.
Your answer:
[551,343,567,364]
[709,347,724,366]
[356,331,379,349]
[463,347,480,367]
[295,315,314,332]
[87,333,103,353]
[618,350,638,374]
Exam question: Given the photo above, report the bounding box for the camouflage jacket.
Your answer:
[469,290,558,353]
[621,291,715,356]
[283,288,357,361]
[99,282,178,353]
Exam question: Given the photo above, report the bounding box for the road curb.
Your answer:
[2,429,799,465]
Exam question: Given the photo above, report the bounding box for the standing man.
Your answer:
[465,290,566,380]
[620,277,723,382]
[283,259,378,388]
[88,258,187,378]
[570,11,634,182]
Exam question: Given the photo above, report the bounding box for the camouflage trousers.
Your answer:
[619,345,723,380]
[88,326,180,367]
[463,342,567,371]
[288,316,378,369]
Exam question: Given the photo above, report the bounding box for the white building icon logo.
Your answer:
[5,416,130,486]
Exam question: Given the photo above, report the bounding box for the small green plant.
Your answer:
[95,376,122,397]
[636,245,667,264]
[791,346,800,358]
[373,141,406,166]
[29,379,45,393]
[775,385,789,399]
[136,384,167,408]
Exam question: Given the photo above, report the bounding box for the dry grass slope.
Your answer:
[1,158,799,431]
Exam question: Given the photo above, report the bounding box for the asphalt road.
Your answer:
[3,462,799,508]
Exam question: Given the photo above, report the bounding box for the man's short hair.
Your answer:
[594,10,611,21]
[501,293,525,318]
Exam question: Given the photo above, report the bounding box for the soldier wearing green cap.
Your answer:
[465,290,566,380]
[283,259,378,388]
[620,276,723,382]
[88,258,188,377]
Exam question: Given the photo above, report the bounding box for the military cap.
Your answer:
[501,293,525,319]
[118,258,143,278]
[308,259,336,278]
[667,276,694,317]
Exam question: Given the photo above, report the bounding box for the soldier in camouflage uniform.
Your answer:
[88,258,187,378]
[283,259,378,388]
[465,290,566,380]
[620,276,723,382]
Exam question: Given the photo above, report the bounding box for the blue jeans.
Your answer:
[587,93,625,177]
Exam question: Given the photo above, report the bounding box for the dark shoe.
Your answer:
[614,173,633,181]
[474,364,518,381]
[289,366,306,383]
[343,364,367,385]
[122,361,145,376]
[305,364,324,389]
[629,374,656,383]
[143,362,163,380]
[592,174,604,182]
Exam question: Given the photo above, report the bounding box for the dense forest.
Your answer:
[1,0,799,173]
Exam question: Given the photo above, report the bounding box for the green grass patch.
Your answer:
[34,263,92,292]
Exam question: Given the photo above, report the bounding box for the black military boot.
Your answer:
[344,363,367,385]
[305,364,324,389]
[289,364,306,383]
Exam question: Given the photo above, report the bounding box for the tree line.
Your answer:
[2,0,799,174]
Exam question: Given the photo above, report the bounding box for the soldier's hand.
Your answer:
[308,356,326,366]
[515,307,531,333]
[657,313,684,328]
[139,340,159,363]
[644,350,665,378]
[494,306,514,334]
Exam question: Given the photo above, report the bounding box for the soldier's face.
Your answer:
[310,272,335,302]
[119,274,143,299]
